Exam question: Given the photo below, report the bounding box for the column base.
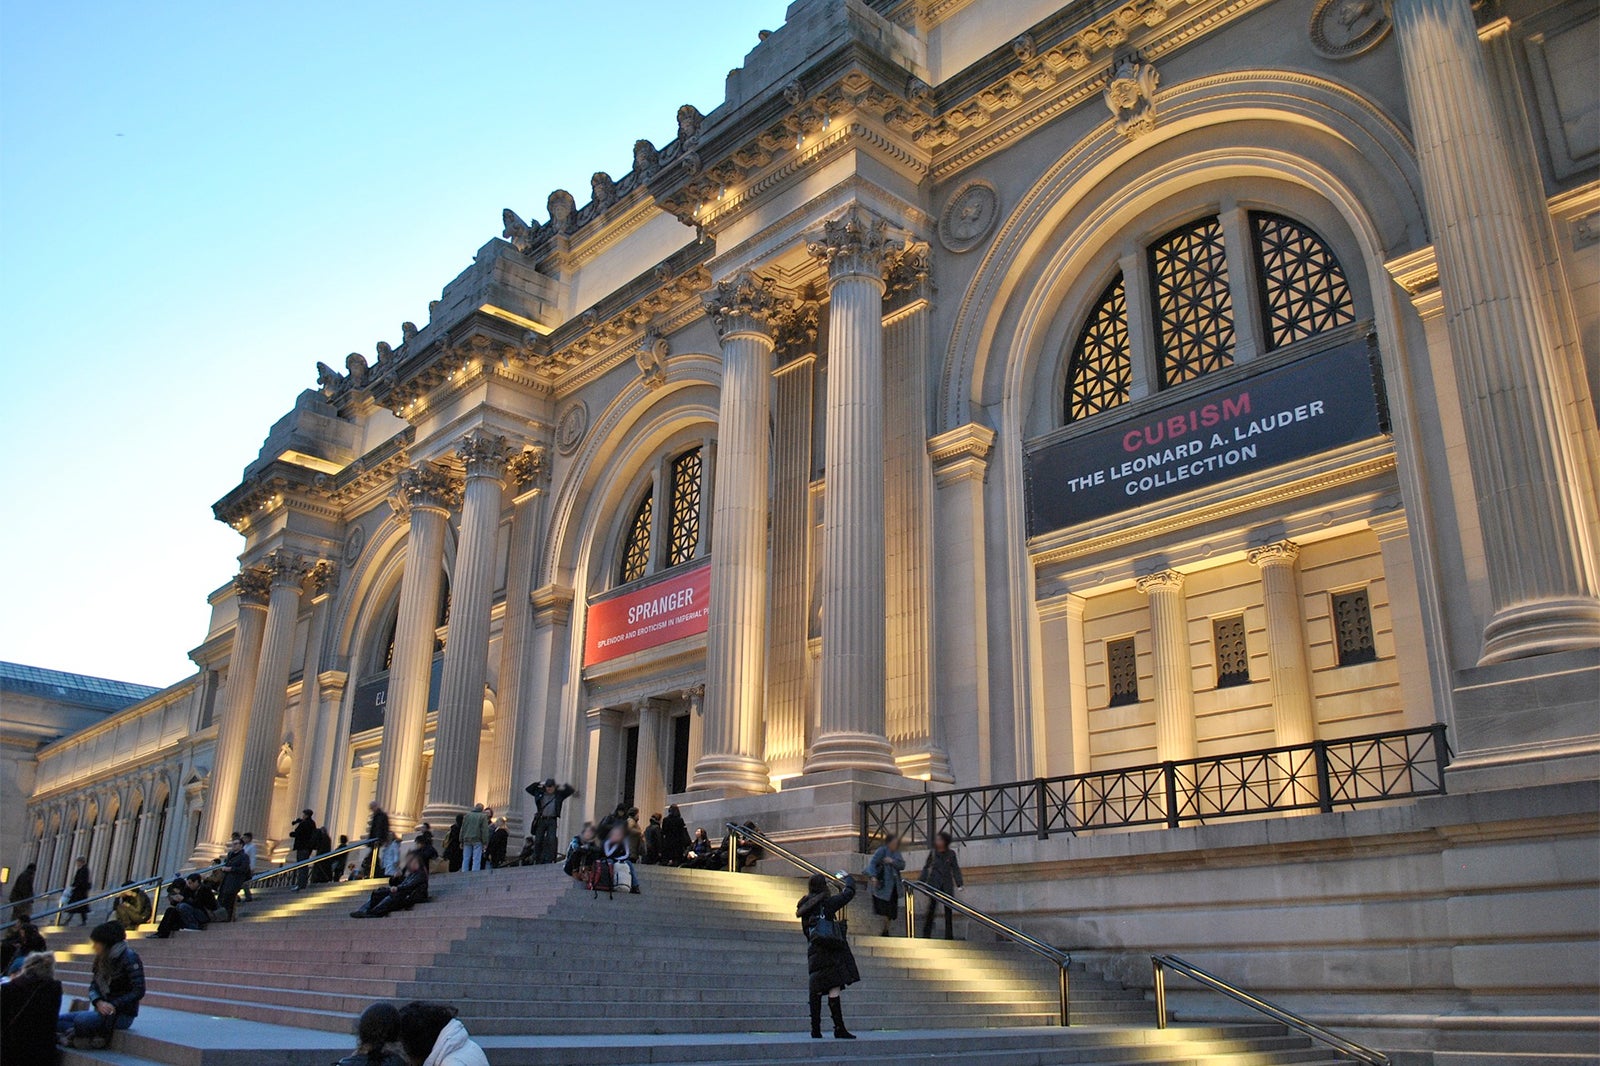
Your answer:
[1479,597,1600,665]
[186,842,227,866]
[417,804,471,830]
[690,754,773,795]
[804,731,900,776]
[893,742,955,784]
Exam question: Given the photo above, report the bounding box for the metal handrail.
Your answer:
[1152,954,1390,1065]
[725,823,1076,1026]
[248,837,377,888]
[4,862,226,933]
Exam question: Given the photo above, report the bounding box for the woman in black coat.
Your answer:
[2,950,63,1064]
[66,859,92,925]
[796,872,860,1040]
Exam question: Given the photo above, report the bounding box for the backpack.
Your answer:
[586,859,615,899]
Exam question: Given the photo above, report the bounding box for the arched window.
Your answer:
[1062,209,1356,421]
[1064,275,1132,423]
[616,444,707,585]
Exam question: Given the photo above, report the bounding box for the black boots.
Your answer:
[809,995,823,1038]
[829,996,856,1039]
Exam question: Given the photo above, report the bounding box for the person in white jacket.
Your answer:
[396,1001,489,1066]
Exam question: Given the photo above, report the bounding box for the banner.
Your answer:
[584,561,711,667]
[348,655,443,735]
[1025,339,1386,535]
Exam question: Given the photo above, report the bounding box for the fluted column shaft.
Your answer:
[766,353,816,776]
[424,432,513,820]
[808,208,899,775]
[695,272,778,793]
[284,563,336,827]
[196,571,270,853]
[1251,543,1317,746]
[129,808,157,883]
[87,815,115,890]
[1139,570,1197,761]
[485,448,551,835]
[105,815,135,889]
[377,462,458,837]
[1391,0,1600,662]
[234,551,312,841]
[634,701,667,817]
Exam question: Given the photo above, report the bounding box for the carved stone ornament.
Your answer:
[591,172,617,210]
[506,445,552,492]
[1104,53,1160,138]
[233,567,273,606]
[938,180,1000,253]
[807,206,899,280]
[633,139,660,177]
[884,241,932,300]
[400,322,419,344]
[636,328,669,389]
[396,460,463,514]
[1309,0,1391,59]
[307,558,339,595]
[456,430,515,479]
[342,524,367,567]
[345,352,369,388]
[547,190,577,235]
[702,270,780,338]
[263,549,316,589]
[555,401,588,456]
[676,104,704,144]
[503,208,538,253]
[769,291,821,362]
[315,361,343,399]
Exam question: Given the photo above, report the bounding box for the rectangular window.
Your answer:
[1107,636,1139,707]
[1213,615,1250,688]
[1332,587,1377,665]
[670,712,692,795]
[622,725,640,810]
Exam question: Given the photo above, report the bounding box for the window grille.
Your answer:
[666,448,703,566]
[1150,216,1236,387]
[1251,212,1355,349]
[1213,615,1250,687]
[1065,275,1132,422]
[1107,636,1140,707]
[1332,587,1377,666]
[619,493,653,584]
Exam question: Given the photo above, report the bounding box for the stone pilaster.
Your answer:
[1249,542,1317,747]
[484,446,551,835]
[302,669,348,822]
[516,584,574,825]
[104,814,135,890]
[1137,569,1197,761]
[683,684,707,786]
[128,806,157,884]
[195,568,271,855]
[233,549,315,842]
[1390,0,1600,663]
[584,708,625,821]
[376,461,460,837]
[424,431,514,822]
[87,813,116,890]
[883,243,951,782]
[694,271,778,793]
[284,561,338,827]
[634,700,667,818]
[806,206,901,776]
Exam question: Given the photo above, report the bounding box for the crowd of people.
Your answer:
[0,918,146,1057]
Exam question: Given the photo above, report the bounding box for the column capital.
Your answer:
[506,445,552,495]
[769,291,821,363]
[883,240,932,310]
[262,549,316,590]
[307,559,339,597]
[393,460,462,517]
[807,205,900,284]
[928,423,995,486]
[682,683,706,707]
[457,430,516,481]
[703,270,780,340]
[530,584,575,627]
[316,669,350,694]
[1248,541,1301,568]
[1136,568,1186,594]
[233,568,272,607]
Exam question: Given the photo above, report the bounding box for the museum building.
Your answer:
[13,0,1597,1047]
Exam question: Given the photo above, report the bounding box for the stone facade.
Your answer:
[19,0,1599,1052]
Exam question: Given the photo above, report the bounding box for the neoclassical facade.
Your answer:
[21,0,1597,914]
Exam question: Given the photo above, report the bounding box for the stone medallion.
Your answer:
[556,400,588,455]
[342,524,366,566]
[1309,0,1391,59]
[938,180,1000,253]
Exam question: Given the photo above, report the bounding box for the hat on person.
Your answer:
[90,922,126,947]
[543,778,556,787]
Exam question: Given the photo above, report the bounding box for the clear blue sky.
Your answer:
[0,0,792,687]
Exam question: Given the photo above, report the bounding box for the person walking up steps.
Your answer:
[64,858,91,926]
[289,809,318,891]
[865,833,906,937]
[459,805,489,872]
[918,832,965,939]
[797,872,860,1040]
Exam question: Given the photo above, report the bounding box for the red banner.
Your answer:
[584,562,711,666]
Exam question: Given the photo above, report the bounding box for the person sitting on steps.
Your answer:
[602,822,640,894]
[351,853,429,919]
[797,872,860,1040]
[335,1000,408,1066]
[55,922,144,1049]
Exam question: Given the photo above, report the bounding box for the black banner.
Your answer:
[1026,339,1385,535]
[349,655,443,735]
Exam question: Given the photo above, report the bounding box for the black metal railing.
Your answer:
[1153,954,1390,1064]
[862,724,1449,850]
[248,837,376,890]
[3,861,228,934]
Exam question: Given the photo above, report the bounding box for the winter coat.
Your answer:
[1,971,62,1064]
[89,941,146,1018]
[8,868,34,905]
[459,810,490,846]
[388,866,429,907]
[602,837,631,863]
[367,809,390,847]
[660,813,691,862]
[68,866,92,904]
[920,848,964,894]
[524,782,575,821]
[420,1018,490,1066]
[290,816,319,850]
[487,827,508,866]
[866,845,905,903]
[797,879,861,997]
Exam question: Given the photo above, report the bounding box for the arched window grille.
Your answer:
[1150,216,1236,387]
[1064,275,1132,423]
[1251,211,1355,348]
[619,493,654,584]
[666,448,703,566]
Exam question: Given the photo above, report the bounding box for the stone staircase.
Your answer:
[53,863,1364,1065]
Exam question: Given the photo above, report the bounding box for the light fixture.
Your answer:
[822,113,831,130]
[693,201,702,218]
[718,185,726,200]
[795,131,804,149]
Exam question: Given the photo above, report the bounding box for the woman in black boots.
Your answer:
[797,871,860,1040]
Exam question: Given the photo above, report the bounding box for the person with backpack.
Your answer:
[289,809,319,891]
[797,872,860,1040]
[459,805,490,873]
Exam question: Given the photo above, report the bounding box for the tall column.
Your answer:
[1250,542,1317,746]
[234,549,314,843]
[284,561,337,827]
[694,271,778,793]
[883,243,951,781]
[807,206,900,776]
[484,446,551,835]
[1390,0,1600,663]
[423,430,514,822]
[583,708,624,821]
[195,569,271,855]
[129,805,157,883]
[107,813,138,888]
[634,700,667,817]
[516,585,574,826]
[302,671,347,828]
[376,461,459,838]
[683,685,706,788]
[1138,569,1197,761]
[87,812,115,889]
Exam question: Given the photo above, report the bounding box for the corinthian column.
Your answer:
[1138,569,1197,761]
[484,446,551,835]
[376,462,460,837]
[1390,0,1600,663]
[195,568,271,855]
[1250,542,1317,746]
[423,431,513,822]
[233,549,314,842]
[806,207,900,776]
[693,272,778,793]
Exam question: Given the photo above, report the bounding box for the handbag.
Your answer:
[808,910,847,946]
